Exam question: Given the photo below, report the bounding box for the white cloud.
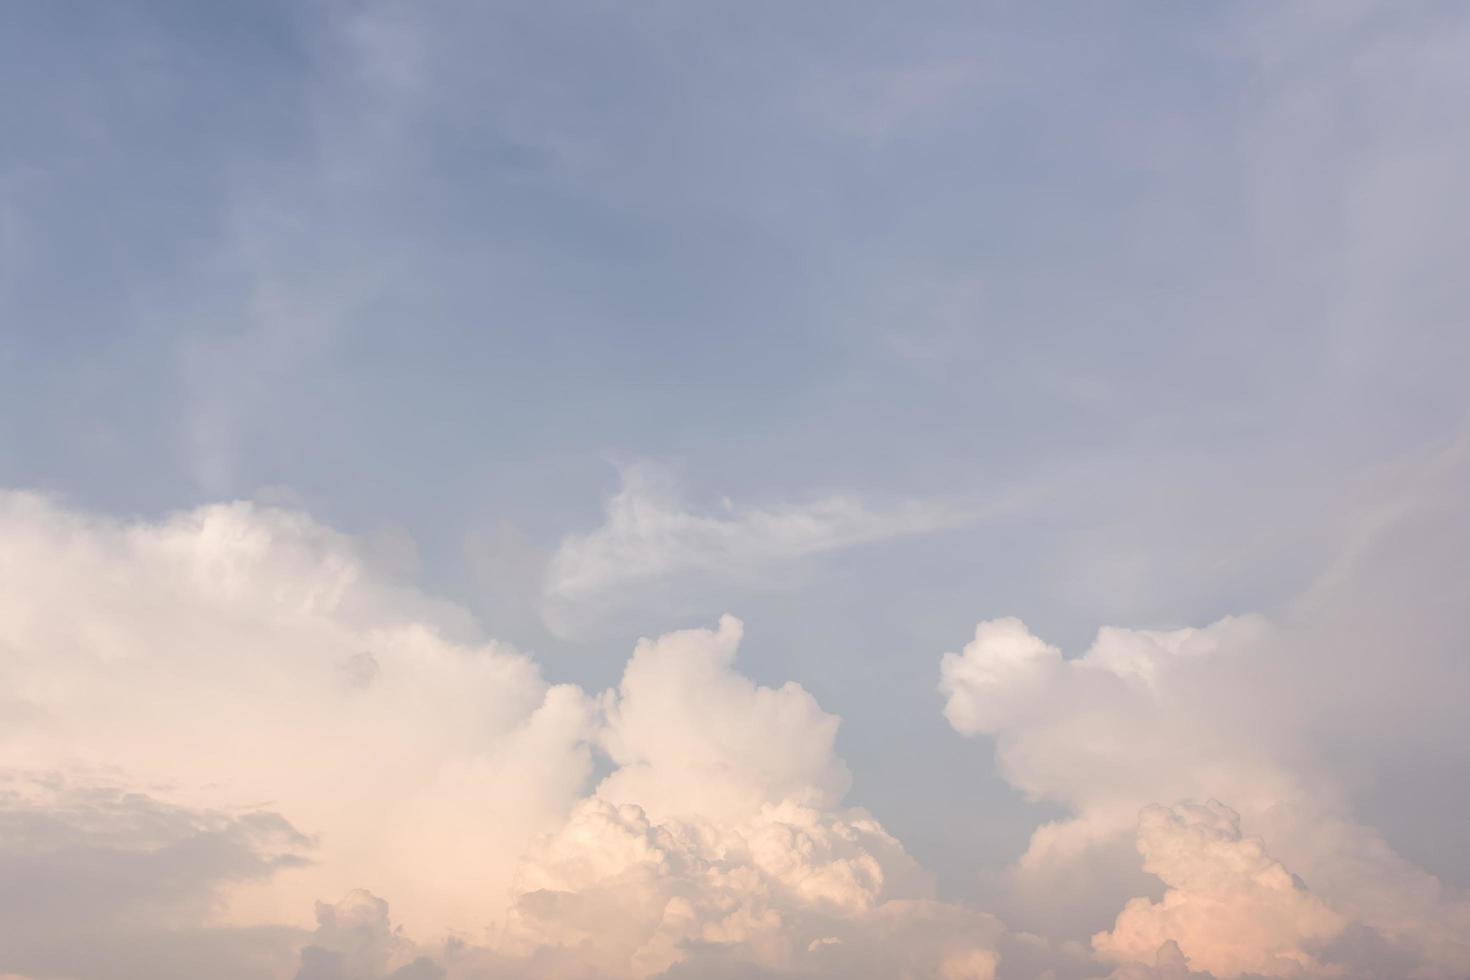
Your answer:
[935,423,1470,977]
[594,616,850,822]
[940,611,1470,978]
[494,616,996,979]
[940,613,1281,824]
[0,492,999,979]
[938,617,1064,736]
[541,465,973,639]
[0,490,593,944]
[295,891,444,980]
[4,428,1468,980]
[1092,802,1343,978]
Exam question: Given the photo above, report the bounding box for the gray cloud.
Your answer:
[0,773,310,980]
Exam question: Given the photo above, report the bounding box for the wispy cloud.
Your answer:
[541,465,983,638]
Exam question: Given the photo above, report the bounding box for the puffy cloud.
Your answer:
[939,429,1470,975]
[503,798,910,977]
[940,613,1285,830]
[939,617,1063,736]
[6,425,1467,980]
[0,492,1000,979]
[1092,802,1343,978]
[541,465,971,639]
[941,610,1470,977]
[295,891,444,980]
[495,617,994,979]
[1097,941,1208,980]
[0,490,594,949]
[595,616,850,822]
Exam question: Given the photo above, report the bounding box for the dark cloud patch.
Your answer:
[0,773,312,979]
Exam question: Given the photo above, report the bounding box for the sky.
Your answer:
[1,2,1469,978]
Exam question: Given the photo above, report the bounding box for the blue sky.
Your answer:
[2,4,1469,978]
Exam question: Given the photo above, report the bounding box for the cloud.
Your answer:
[0,490,594,945]
[940,613,1281,822]
[300,617,1004,980]
[938,617,1065,736]
[541,465,974,639]
[939,606,1470,978]
[489,616,997,979]
[3,428,1468,980]
[3,467,1467,979]
[1092,802,1343,978]
[5,0,1470,976]
[0,491,999,979]
[594,616,850,822]
[0,772,309,980]
[503,797,909,977]
[295,891,444,980]
[1096,941,1208,980]
[936,432,1470,976]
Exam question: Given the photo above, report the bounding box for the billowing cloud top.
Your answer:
[939,606,1470,978]
[0,493,1003,979]
[5,458,1469,979]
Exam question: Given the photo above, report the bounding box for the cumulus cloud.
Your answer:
[937,431,1470,976]
[481,617,1004,979]
[0,491,999,979]
[1097,941,1208,980]
[940,613,1281,825]
[3,481,1467,980]
[5,433,1469,980]
[594,616,851,822]
[939,617,1064,736]
[1092,802,1343,978]
[0,491,595,944]
[940,608,1470,978]
[541,465,973,638]
[504,797,913,977]
[295,891,444,980]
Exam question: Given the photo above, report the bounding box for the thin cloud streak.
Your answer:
[540,464,1019,639]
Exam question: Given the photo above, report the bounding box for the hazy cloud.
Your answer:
[0,773,309,979]
[542,465,975,639]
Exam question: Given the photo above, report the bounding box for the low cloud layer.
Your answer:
[0,492,1000,979]
[5,427,1470,979]
[6,466,1466,980]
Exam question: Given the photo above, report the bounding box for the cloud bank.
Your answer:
[0,492,998,979]
[3,453,1470,979]
[6,457,1467,980]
